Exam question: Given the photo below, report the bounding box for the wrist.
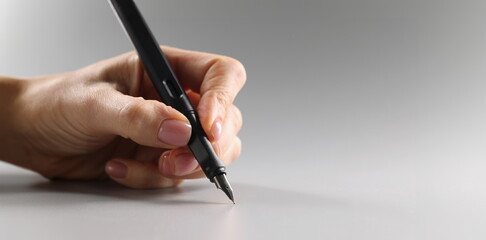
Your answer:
[0,76,30,166]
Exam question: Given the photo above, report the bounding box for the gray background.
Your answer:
[1,0,486,239]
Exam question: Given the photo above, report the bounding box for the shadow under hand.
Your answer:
[0,173,343,210]
[0,173,216,206]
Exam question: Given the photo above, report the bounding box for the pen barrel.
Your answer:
[110,0,227,180]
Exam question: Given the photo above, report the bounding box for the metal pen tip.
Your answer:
[213,174,235,204]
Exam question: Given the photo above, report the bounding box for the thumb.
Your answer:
[89,89,191,148]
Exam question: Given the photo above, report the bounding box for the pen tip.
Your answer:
[213,174,235,204]
[228,193,235,204]
[224,188,235,204]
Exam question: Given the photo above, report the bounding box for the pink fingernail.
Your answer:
[211,120,223,141]
[173,152,199,176]
[106,161,128,179]
[158,119,192,146]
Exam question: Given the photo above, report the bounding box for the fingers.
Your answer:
[217,104,243,151]
[94,47,245,143]
[87,48,245,186]
[159,148,201,178]
[159,104,243,180]
[105,158,182,189]
[86,88,192,149]
[158,136,241,180]
[81,51,142,96]
[162,46,246,139]
[197,57,246,138]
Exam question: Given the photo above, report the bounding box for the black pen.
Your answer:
[109,0,234,203]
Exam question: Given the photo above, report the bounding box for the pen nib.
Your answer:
[213,174,235,204]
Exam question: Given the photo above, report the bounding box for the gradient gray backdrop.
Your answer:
[1,0,486,239]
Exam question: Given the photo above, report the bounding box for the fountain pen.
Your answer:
[109,0,234,203]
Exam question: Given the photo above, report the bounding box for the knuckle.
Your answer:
[215,90,232,107]
[214,90,232,106]
[219,57,247,87]
[208,89,232,108]
[118,98,148,139]
[232,60,247,86]
[84,88,106,113]
[126,51,140,66]
[153,100,175,117]
[122,53,143,95]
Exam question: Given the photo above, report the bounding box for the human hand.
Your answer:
[1,46,245,188]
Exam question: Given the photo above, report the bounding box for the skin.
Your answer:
[0,46,245,189]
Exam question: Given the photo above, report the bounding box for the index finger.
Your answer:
[163,46,246,139]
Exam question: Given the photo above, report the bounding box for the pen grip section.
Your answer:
[186,111,226,179]
[157,79,225,179]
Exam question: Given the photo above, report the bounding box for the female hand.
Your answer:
[0,46,245,188]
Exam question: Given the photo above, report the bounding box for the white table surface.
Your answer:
[1,152,485,240]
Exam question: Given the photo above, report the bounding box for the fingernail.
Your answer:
[211,119,223,141]
[173,152,199,176]
[106,161,128,179]
[158,119,192,146]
